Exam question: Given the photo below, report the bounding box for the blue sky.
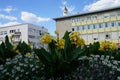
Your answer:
[0,0,120,35]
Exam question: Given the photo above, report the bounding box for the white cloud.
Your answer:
[0,6,16,13]
[84,0,120,12]
[0,14,17,21]
[21,11,50,23]
[0,22,20,27]
[60,1,75,14]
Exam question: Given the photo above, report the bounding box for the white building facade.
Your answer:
[0,23,48,48]
[54,7,120,46]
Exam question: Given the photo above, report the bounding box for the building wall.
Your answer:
[0,24,28,43]
[0,23,48,48]
[56,19,72,38]
[55,8,120,44]
[28,24,48,48]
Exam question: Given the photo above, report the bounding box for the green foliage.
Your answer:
[82,42,100,56]
[0,36,32,65]
[16,41,32,55]
[0,53,42,80]
[34,31,84,79]
[0,32,120,80]
[0,36,16,64]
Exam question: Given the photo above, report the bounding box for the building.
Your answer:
[0,23,48,48]
[54,7,120,45]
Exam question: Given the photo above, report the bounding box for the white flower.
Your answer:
[6,72,9,75]
[25,72,29,75]
[32,68,35,71]
[16,67,20,71]
[21,69,24,72]
[106,56,110,59]
[117,76,120,80]
[12,70,15,73]
[30,64,33,68]
[113,61,118,65]
[6,62,11,65]
[95,55,99,58]
[15,77,19,80]
[107,64,112,67]
[117,68,120,71]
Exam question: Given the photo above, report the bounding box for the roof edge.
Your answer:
[53,6,120,20]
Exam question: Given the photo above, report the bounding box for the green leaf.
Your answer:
[69,46,82,61]
[62,31,73,60]
[34,48,51,65]
[5,36,13,49]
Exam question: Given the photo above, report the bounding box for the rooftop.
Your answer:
[53,6,120,20]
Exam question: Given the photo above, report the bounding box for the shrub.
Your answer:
[0,53,43,80]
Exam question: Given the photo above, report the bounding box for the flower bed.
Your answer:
[0,31,120,80]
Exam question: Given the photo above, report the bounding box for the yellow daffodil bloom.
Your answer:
[70,32,85,46]
[15,50,19,53]
[13,44,17,50]
[76,38,85,46]
[70,32,80,42]
[56,38,65,49]
[55,30,59,35]
[99,41,117,51]
[111,42,117,50]
[41,33,52,44]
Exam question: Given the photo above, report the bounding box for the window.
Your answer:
[87,16,91,20]
[4,31,7,35]
[111,22,115,27]
[94,38,98,40]
[72,19,75,23]
[82,26,85,30]
[105,34,110,39]
[88,25,90,29]
[72,28,74,31]
[104,16,109,18]
[105,22,108,28]
[28,28,36,33]
[76,18,80,22]
[10,30,15,33]
[81,18,84,22]
[93,24,96,29]
[118,14,120,16]
[118,21,120,26]
[99,23,102,28]
[0,31,3,35]
[28,35,35,39]
[92,15,97,20]
[77,26,80,31]
[37,36,40,39]
[17,29,20,32]
[90,25,93,29]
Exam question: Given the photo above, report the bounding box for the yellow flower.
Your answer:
[76,38,85,46]
[70,32,85,46]
[56,38,65,49]
[111,42,117,50]
[13,44,17,50]
[99,41,117,51]
[70,32,80,42]
[55,30,59,35]
[28,44,33,50]
[99,41,111,51]
[15,50,19,53]
[41,33,52,44]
